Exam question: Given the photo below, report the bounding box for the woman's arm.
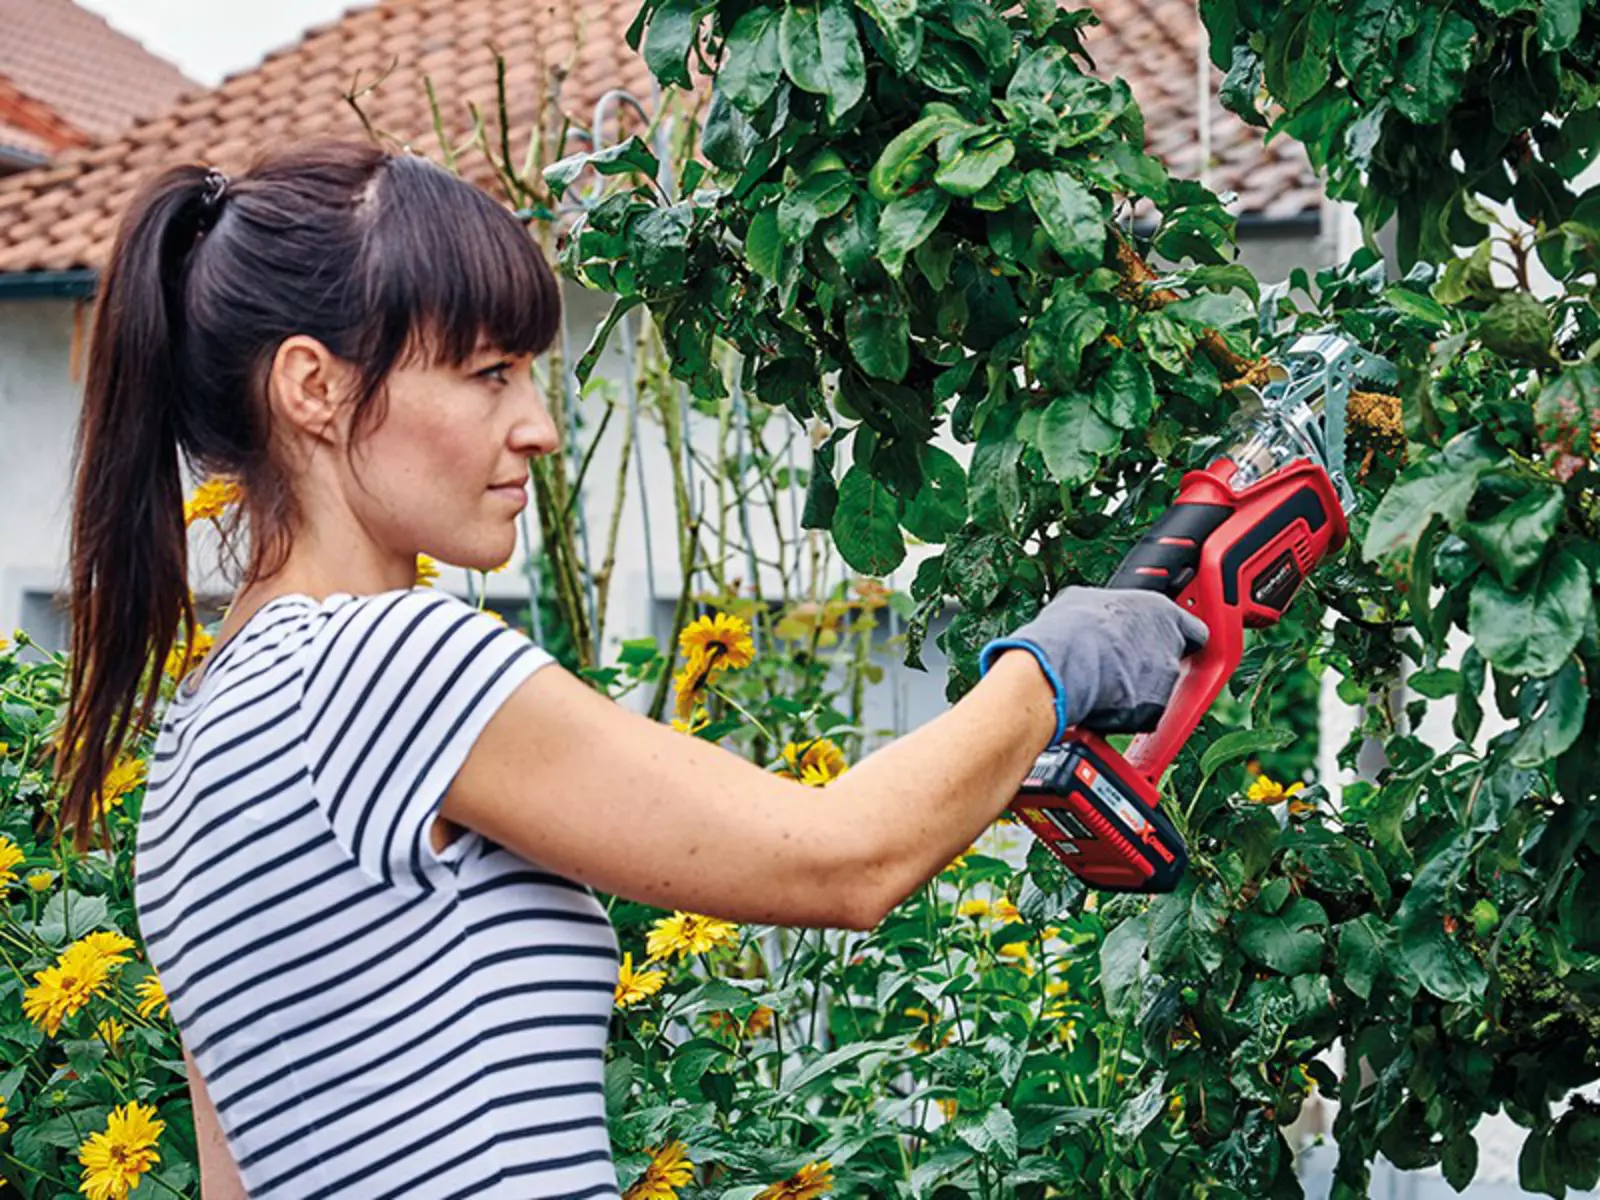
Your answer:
[183,1043,248,1200]
[442,647,1057,929]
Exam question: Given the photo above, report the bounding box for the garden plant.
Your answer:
[3,0,1600,1197]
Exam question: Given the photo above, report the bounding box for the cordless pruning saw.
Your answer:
[1009,331,1396,893]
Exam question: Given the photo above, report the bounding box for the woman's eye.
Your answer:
[477,360,513,386]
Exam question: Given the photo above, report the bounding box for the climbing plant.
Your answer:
[544,0,1600,1195]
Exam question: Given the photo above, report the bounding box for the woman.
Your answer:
[52,140,1205,1199]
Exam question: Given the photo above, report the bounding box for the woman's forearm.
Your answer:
[827,648,1058,923]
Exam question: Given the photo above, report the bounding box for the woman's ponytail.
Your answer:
[52,165,215,853]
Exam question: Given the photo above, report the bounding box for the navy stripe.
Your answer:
[460,867,594,898]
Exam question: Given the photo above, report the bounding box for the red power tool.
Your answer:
[1008,332,1395,893]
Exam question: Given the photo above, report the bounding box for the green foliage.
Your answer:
[569,0,1600,1192]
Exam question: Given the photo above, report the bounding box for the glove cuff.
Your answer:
[978,637,1068,746]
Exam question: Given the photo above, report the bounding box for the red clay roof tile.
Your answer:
[0,0,1316,277]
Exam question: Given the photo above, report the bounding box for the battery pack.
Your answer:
[1008,733,1187,893]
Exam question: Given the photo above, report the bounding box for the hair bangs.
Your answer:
[367,154,561,371]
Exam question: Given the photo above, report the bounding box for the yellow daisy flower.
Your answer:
[1246,775,1305,805]
[776,738,848,784]
[77,1100,164,1200]
[957,898,992,919]
[27,869,55,892]
[415,554,440,586]
[183,476,240,526]
[614,952,667,1010]
[163,625,214,680]
[944,842,977,872]
[0,835,23,887]
[135,975,169,1021]
[96,1017,126,1051]
[755,1160,834,1200]
[669,707,711,736]
[91,757,147,819]
[0,1098,8,1136]
[672,659,713,722]
[645,911,739,962]
[623,1140,693,1200]
[935,1097,957,1121]
[678,612,755,676]
[23,941,117,1037]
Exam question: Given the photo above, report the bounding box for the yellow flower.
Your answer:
[0,835,23,887]
[96,1017,126,1051]
[163,625,214,680]
[776,738,848,784]
[755,1160,834,1200]
[0,1098,8,1136]
[935,1097,957,1121]
[992,898,1021,924]
[672,659,712,722]
[623,1140,693,1200]
[646,911,739,962]
[943,842,977,872]
[415,554,440,586]
[183,476,240,526]
[678,612,755,676]
[92,757,147,819]
[957,898,992,918]
[135,975,169,1021]
[27,869,55,892]
[998,941,1033,969]
[77,1100,164,1200]
[1246,775,1305,805]
[669,707,711,736]
[23,940,120,1037]
[615,952,667,1010]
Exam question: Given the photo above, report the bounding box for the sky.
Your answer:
[76,0,368,85]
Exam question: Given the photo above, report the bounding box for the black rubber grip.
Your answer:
[1108,503,1232,599]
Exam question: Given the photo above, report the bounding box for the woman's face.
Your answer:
[344,342,559,576]
[269,330,561,592]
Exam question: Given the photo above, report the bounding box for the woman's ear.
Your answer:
[268,334,357,446]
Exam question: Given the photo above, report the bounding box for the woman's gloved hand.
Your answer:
[978,586,1210,746]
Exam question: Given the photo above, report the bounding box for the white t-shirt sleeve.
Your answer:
[299,589,557,891]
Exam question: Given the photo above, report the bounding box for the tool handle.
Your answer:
[1106,502,1233,599]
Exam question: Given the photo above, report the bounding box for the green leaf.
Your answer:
[744,205,783,280]
[1468,547,1591,678]
[644,0,701,89]
[878,188,950,278]
[1521,1123,1567,1199]
[1478,291,1554,364]
[899,444,968,542]
[1090,349,1157,430]
[1236,895,1328,976]
[1037,394,1119,486]
[1337,0,1422,98]
[1025,284,1106,390]
[1263,4,1334,108]
[1538,0,1581,51]
[1336,914,1395,1001]
[576,294,645,385]
[934,133,1016,197]
[1382,283,1450,327]
[1023,171,1105,271]
[1395,835,1488,1004]
[35,891,112,945]
[1392,7,1476,124]
[1535,364,1600,462]
[1458,485,1564,588]
[1362,430,1498,561]
[780,0,867,124]
[1099,912,1148,1019]
[847,299,910,382]
[867,106,970,200]
[1219,44,1267,126]
[832,465,906,574]
[720,7,784,113]
[1509,657,1590,767]
[1199,726,1294,777]
[955,1103,1019,1163]
[629,204,692,288]
[777,170,854,242]
[857,0,923,71]
[1147,874,1231,974]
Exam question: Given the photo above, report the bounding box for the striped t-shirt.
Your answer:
[135,587,622,1199]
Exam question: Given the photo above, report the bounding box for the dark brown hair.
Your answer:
[53,138,561,852]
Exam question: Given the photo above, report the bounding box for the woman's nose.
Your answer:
[512,384,561,459]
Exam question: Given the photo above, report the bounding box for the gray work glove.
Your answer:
[978,586,1210,745]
